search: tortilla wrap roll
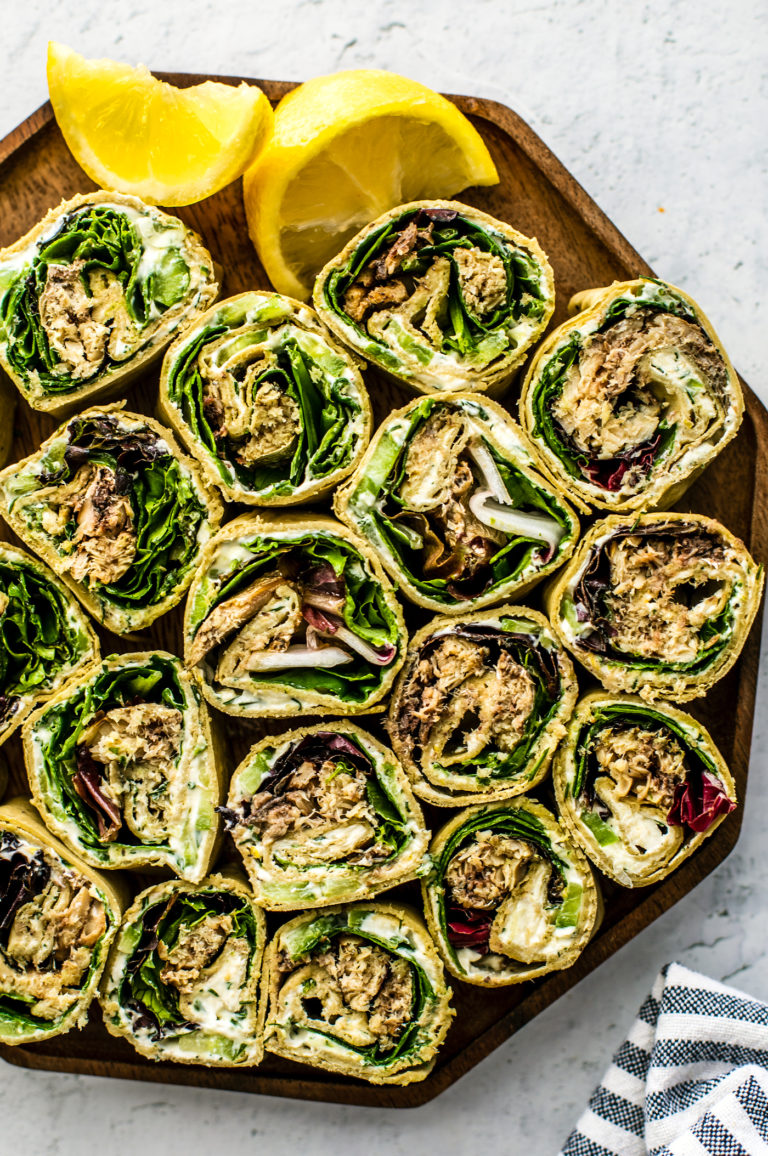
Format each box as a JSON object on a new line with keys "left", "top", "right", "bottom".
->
{"left": 0, "top": 191, "right": 218, "bottom": 416}
{"left": 158, "top": 291, "right": 372, "bottom": 506}
{"left": 314, "top": 200, "right": 554, "bottom": 396}
{"left": 0, "top": 405, "right": 224, "bottom": 634}
{"left": 222, "top": 722, "right": 429, "bottom": 911}
{"left": 100, "top": 873, "right": 265, "bottom": 1067}
{"left": 388, "top": 606, "right": 578, "bottom": 807}
{"left": 184, "top": 511, "right": 406, "bottom": 718}
{"left": 261, "top": 901, "right": 453, "bottom": 1085}
{"left": 545, "top": 512, "right": 764, "bottom": 702}
{"left": 23, "top": 651, "right": 223, "bottom": 882}
{"left": 519, "top": 278, "right": 743, "bottom": 513}
{"left": 0, "top": 797, "right": 123, "bottom": 1045}
{"left": 334, "top": 393, "right": 579, "bottom": 613}
{"left": 0, "top": 377, "right": 15, "bottom": 470}
{"left": 553, "top": 691, "right": 737, "bottom": 887}
{"left": 0, "top": 542, "right": 98, "bottom": 750}
{"left": 423, "top": 798, "right": 601, "bottom": 987}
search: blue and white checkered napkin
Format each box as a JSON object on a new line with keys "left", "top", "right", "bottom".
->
{"left": 560, "top": 961, "right": 768, "bottom": 1156}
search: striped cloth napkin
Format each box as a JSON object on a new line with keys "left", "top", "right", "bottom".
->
{"left": 560, "top": 961, "right": 768, "bottom": 1155}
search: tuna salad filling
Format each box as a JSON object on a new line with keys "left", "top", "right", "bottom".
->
{"left": 274, "top": 912, "right": 441, "bottom": 1066}
{"left": 569, "top": 704, "right": 736, "bottom": 866}
{"left": 187, "top": 533, "right": 400, "bottom": 705}
{"left": 278, "top": 932, "right": 414, "bottom": 1053}
{"left": 572, "top": 523, "right": 743, "bottom": 672}
{"left": 0, "top": 831, "right": 107, "bottom": 1023}
{"left": 223, "top": 732, "right": 411, "bottom": 873}
{"left": 395, "top": 620, "right": 563, "bottom": 787}
{"left": 321, "top": 206, "right": 549, "bottom": 373}
{"left": 117, "top": 889, "right": 260, "bottom": 1044}
{"left": 74, "top": 702, "right": 183, "bottom": 845}
{"left": 531, "top": 282, "right": 730, "bottom": 494}
{"left": 343, "top": 397, "right": 573, "bottom": 605}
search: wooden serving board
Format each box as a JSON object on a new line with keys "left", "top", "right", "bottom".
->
{"left": 0, "top": 77, "right": 765, "bottom": 1108}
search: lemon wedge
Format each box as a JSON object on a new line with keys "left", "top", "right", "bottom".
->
{"left": 243, "top": 69, "right": 499, "bottom": 299}
{"left": 47, "top": 42, "right": 273, "bottom": 206}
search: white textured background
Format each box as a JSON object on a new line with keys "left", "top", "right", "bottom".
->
{"left": 1, "top": 2, "right": 767, "bottom": 1153}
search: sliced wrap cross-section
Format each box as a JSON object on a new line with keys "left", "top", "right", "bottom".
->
{"left": 159, "top": 292, "right": 371, "bottom": 505}
{"left": 423, "top": 799, "right": 601, "bottom": 986}
{"left": 260, "top": 902, "right": 453, "bottom": 1085}
{"left": 553, "top": 692, "right": 737, "bottom": 887}
{"left": 314, "top": 200, "right": 554, "bottom": 396}
{"left": 23, "top": 652, "right": 223, "bottom": 882}
{"left": 0, "top": 406, "right": 223, "bottom": 633}
{"left": 545, "top": 512, "right": 764, "bottom": 702}
{"left": 0, "top": 192, "right": 218, "bottom": 415}
{"left": 388, "top": 606, "right": 578, "bottom": 806}
{"left": 223, "top": 723, "right": 429, "bottom": 910}
{"left": 0, "top": 798, "right": 123, "bottom": 1046}
{"left": 519, "top": 279, "right": 743, "bottom": 512}
{"left": 100, "top": 874, "right": 265, "bottom": 1067}
{"left": 334, "top": 393, "right": 579, "bottom": 613}
{"left": 184, "top": 512, "right": 406, "bottom": 717}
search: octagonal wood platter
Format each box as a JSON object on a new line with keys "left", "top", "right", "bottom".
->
{"left": 0, "top": 76, "right": 765, "bottom": 1107}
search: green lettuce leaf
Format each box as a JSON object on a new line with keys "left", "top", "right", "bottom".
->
{"left": 0, "top": 556, "right": 89, "bottom": 727}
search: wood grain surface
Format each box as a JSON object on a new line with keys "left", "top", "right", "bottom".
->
{"left": 0, "top": 75, "right": 765, "bottom": 1107}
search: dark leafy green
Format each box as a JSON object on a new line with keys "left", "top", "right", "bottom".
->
{"left": 0, "top": 557, "right": 88, "bottom": 727}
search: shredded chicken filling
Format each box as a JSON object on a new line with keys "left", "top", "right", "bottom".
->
{"left": 0, "top": 838, "right": 107, "bottom": 1020}
{"left": 397, "top": 635, "right": 537, "bottom": 774}
{"left": 278, "top": 933, "right": 414, "bottom": 1051}
{"left": 236, "top": 757, "right": 390, "bottom": 868}
{"left": 78, "top": 703, "right": 183, "bottom": 842}
{"left": 603, "top": 534, "right": 734, "bottom": 663}
{"left": 38, "top": 260, "right": 144, "bottom": 382}
{"left": 551, "top": 310, "right": 726, "bottom": 479}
